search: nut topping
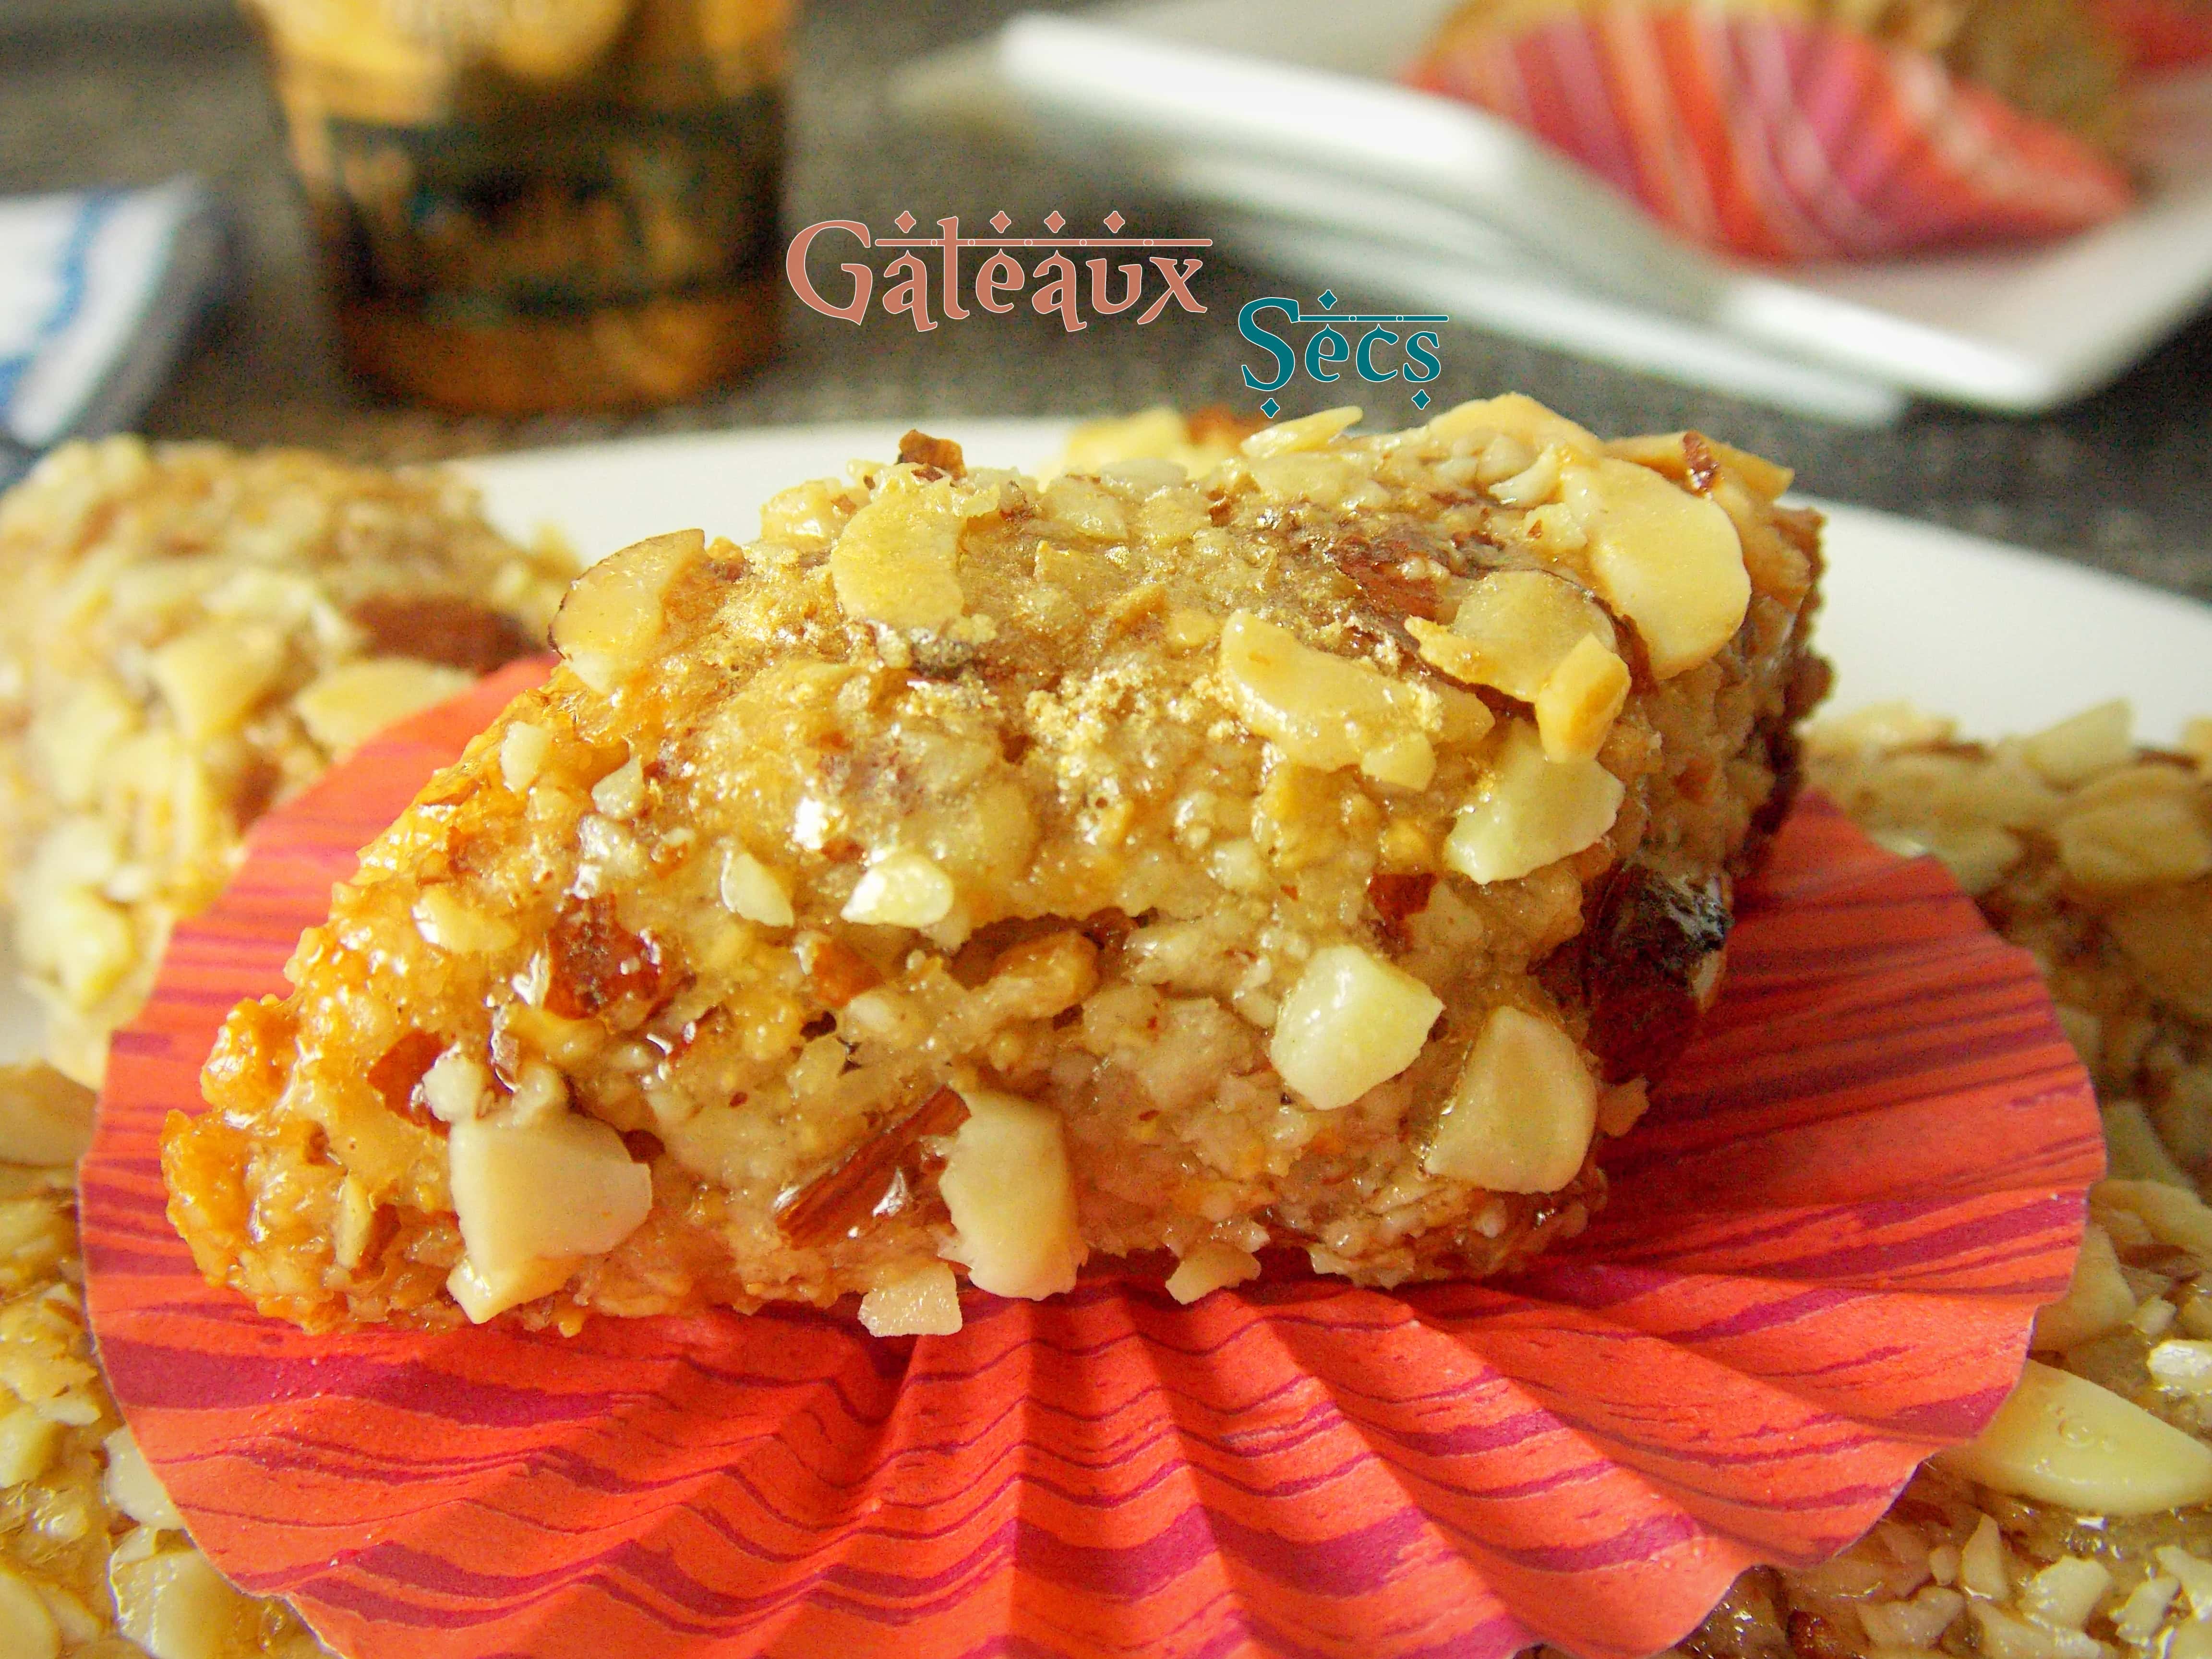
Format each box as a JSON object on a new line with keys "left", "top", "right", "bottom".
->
{"left": 1270, "top": 944, "right": 1445, "bottom": 1111}
{"left": 1562, "top": 456, "right": 1749, "bottom": 678}
{"left": 1424, "top": 1005, "right": 1598, "bottom": 1192}
{"left": 938, "top": 1087, "right": 1086, "bottom": 1299}
{"left": 1444, "top": 719, "right": 1624, "bottom": 885}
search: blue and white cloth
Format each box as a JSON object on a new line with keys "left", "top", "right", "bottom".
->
{"left": 0, "top": 178, "right": 229, "bottom": 489}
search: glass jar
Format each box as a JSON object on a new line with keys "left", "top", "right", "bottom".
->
{"left": 248, "top": 0, "right": 788, "bottom": 414}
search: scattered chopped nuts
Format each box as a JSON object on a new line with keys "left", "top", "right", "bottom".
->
{"left": 1533, "top": 634, "right": 1632, "bottom": 762}
{"left": 842, "top": 850, "right": 957, "bottom": 928}
{"left": 1166, "top": 1242, "right": 1263, "bottom": 1304}
{"left": 857, "top": 1260, "right": 964, "bottom": 1337}
{"left": 720, "top": 850, "right": 795, "bottom": 927}
{"left": 446, "top": 1112, "right": 652, "bottom": 1320}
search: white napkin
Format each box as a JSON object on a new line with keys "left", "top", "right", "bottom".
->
{"left": 0, "top": 178, "right": 229, "bottom": 488}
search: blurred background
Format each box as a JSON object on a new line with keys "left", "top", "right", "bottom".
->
{"left": 2, "top": 0, "right": 2208, "bottom": 599}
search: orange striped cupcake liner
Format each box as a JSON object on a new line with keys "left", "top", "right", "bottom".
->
{"left": 82, "top": 663, "right": 2103, "bottom": 1659}
{"left": 1408, "top": 8, "right": 2137, "bottom": 262}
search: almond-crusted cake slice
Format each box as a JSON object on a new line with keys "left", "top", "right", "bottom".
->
{"left": 163, "top": 400, "right": 1827, "bottom": 1336}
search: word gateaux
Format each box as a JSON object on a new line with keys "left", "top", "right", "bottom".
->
{"left": 785, "top": 211, "right": 1209, "bottom": 333}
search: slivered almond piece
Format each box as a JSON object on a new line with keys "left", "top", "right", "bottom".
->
{"left": 295, "top": 658, "right": 473, "bottom": 756}
{"left": 553, "top": 529, "right": 704, "bottom": 694}
{"left": 1936, "top": 1359, "right": 2212, "bottom": 1513}
{"left": 148, "top": 623, "right": 286, "bottom": 743}
{"left": 1166, "top": 1242, "right": 1263, "bottom": 1304}
{"left": 1426, "top": 393, "right": 1599, "bottom": 455}
{"left": 938, "top": 1087, "right": 1085, "bottom": 1299}
{"left": 1562, "top": 456, "right": 1748, "bottom": 678}
{"left": 1425, "top": 1006, "right": 1598, "bottom": 1192}
{"left": 1241, "top": 405, "right": 1362, "bottom": 457}
{"left": 1217, "top": 610, "right": 1431, "bottom": 781}
{"left": 1444, "top": 719, "right": 1623, "bottom": 884}
{"left": 0, "top": 1064, "right": 95, "bottom": 1166}
{"left": 842, "top": 850, "right": 956, "bottom": 928}
{"left": 2021, "top": 699, "right": 2133, "bottom": 786}
{"left": 2032, "top": 1223, "right": 2136, "bottom": 1350}
{"left": 1270, "top": 944, "right": 1443, "bottom": 1111}
{"left": 720, "top": 850, "right": 795, "bottom": 927}
{"left": 0, "top": 1567, "right": 57, "bottom": 1659}
{"left": 830, "top": 483, "right": 965, "bottom": 629}
{"left": 446, "top": 1111, "right": 652, "bottom": 1320}
{"left": 110, "top": 1542, "right": 264, "bottom": 1659}
{"left": 1533, "top": 634, "right": 1630, "bottom": 762}
{"left": 858, "top": 1260, "right": 964, "bottom": 1336}
{"left": 1410, "top": 569, "right": 1615, "bottom": 702}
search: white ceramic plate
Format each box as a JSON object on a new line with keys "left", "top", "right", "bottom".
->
{"left": 468, "top": 419, "right": 2212, "bottom": 742}
{"left": 898, "top": 0, "right": 2212, "bottom": 421}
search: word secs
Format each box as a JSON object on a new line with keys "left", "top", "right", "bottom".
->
{"left": 786, "top": 213, "right": 1209, "bottom": 333}
{"left": 1238, "top": 293, "right": 1445, "bottom": 414}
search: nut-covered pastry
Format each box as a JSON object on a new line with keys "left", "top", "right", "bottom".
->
{"left": 163, "top": 401, "right": 1827, "bottom": 1335}
{"left": 0, "top": 439, "right": 575, "bottom": 1086}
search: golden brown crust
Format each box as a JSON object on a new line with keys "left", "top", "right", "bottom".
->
{"left": 164, "top": 401, "right": 1824, "bottom": 1332}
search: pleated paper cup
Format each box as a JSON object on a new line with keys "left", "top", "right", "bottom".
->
{"left": 1407, "top": 7, "right": 2136, "bottom": 261}
{"left": 83, "top": 662, "right": 2104, "bottom": 1659}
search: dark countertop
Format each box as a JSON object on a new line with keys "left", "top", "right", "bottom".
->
{"left": 5, "top": 0, "right": 2210, "bottom": 601}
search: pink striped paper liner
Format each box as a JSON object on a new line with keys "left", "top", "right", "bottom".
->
{"left": 83, "top": 663, "right": 2103, "bottom": 1659}
{"left": 1409, "top": 8, "right": 2134, "bottom": 261}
